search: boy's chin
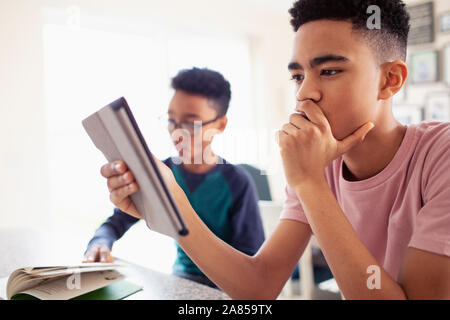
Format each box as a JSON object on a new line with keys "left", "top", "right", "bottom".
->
{"left": 332, "top": 122, "right": 368, "bottom": 141}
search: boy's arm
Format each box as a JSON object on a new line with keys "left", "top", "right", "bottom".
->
{"left": 166, "top": 177, "right": 312, "bottom": 299}
{"left": 294, "top": 179, "right": 408, "bottom": 299}
{"left": 398, "top": 133, "right": 450, "bottom": 299}
{"left": 102, "top": 160, "right": 312, "bottom": 299}
{"left": 86, "top": 208, "right": 140, "bottom": 251}
{"left": 293, "top": 179, "right": 450, "bottom": 299}
{"left": 177, "top": 198, "right": 312, "bottom": 299}
{"left": 399, "top": 247, "right": 450, "bottom": 299}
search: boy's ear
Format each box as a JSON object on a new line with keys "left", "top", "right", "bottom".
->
{"left": 216, "top": 116, "right": 228, "bottom": 133}
{"left": 378, "top": 60, "right": 408, "bottom": 100}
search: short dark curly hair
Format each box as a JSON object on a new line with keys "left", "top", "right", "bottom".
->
{"left": 289, "top": 0, "right": 410, "bottom": 63}
{"left": 171, "top": 67, "right": 231, "bottom": 117}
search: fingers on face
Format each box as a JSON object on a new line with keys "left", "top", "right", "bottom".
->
{"left": 277, "top": 127, "right": 299, "bottom": 150}
{"left": 282, "top": 123, "right": 302, "bottom": 137}
{"left": 296, "top": 100, "right": 329, "bottom": 130}
{"left": 287, "top": 109, "right": 327, "bottom": 139}
{"left": 288, "top": 113, "right": 311, "bottom": 130}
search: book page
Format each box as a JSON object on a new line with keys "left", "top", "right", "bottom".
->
{"left": 23, "top": 262, "right": 124, "bottom": 275}
{"left": 33, "top": 265, "right": 124, "bottom": 277}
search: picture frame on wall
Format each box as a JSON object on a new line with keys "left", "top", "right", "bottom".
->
{"left": 425, "top": 92, "right": 450, "bottom": 122}
{"left": 408, "top": 2, "right": 435, "bottom": 45}
{"left": 392, "top": 105, "right": 423, "bottom": 125}
{"left": 443, "top": 44, "right": 450, "bottom": 86}
{"left": 439, "top": 11, "right": 450, "bottom": 33}
{"left": 409, "top": 50, "right": 439, "bottom": 84}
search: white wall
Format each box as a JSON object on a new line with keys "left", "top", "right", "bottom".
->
{"left": 0, "top": 0, "right": 49, "bottom": 230}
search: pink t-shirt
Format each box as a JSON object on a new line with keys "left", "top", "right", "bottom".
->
{"left": 280, "top": 121, "right": 450, "bottom": 280}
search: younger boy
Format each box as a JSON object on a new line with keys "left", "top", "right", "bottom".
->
{"left": 85, "top": 68, "right": 265, "bottom": 289}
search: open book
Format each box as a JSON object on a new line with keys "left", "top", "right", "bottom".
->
{"left": 6, "top": 263, "right": 142, "bottom": 300}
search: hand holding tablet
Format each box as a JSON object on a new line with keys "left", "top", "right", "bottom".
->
{"left": 99, "top": 160, "right": 142, "bottom": 219}
{"left": 82, "top": 97, "right": 188, "bottom": 240}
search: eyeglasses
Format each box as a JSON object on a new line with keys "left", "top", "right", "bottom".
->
{"left": 166, "top": 116, "right": 222, "bottom": 133}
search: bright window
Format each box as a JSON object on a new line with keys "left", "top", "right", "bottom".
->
{"left": 43, "top": 12, "right": 254, "bottom": 272}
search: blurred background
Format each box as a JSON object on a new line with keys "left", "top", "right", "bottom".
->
{"left": 1, "top": 0, "right": 449, "bottom": 280}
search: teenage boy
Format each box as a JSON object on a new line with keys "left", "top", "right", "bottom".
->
{"left": 99, "top": 0, "right": 449, "bottom": 299}
{"left": 84, "top": 68, "right": 265, "bottom": 289}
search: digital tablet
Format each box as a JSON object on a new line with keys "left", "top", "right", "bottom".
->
{"left": 82, "top": 97, "right": 188, "bottom": 239}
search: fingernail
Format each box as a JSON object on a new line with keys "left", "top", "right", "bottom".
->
{"left": 115, "top": 163, "right": 121, "bottom": 171}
